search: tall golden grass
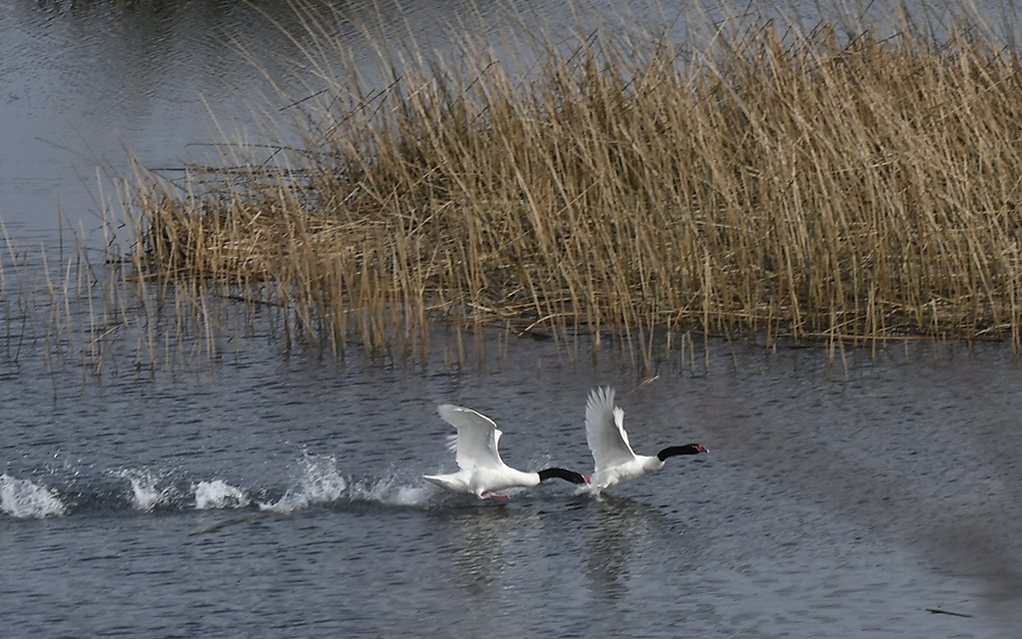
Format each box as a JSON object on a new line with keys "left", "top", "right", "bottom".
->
{"left": 121, "top": 2, "right": 1022, "bottom": 366}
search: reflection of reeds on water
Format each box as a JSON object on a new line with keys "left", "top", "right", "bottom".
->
{"left": 11, "top": 2, "right": 1022, "bottom": 374}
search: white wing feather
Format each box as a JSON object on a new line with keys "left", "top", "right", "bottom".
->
{"left": 437, "top": 404, "right": 505, "bottom": 470}
{"left": 585, "top": 387, "right": 638, "bottom": 472}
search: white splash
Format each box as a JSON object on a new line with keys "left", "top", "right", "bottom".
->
{"left": 257, "top": 454, "right": 434, "bottom": 512}
{"left": 115, "top": 469, "right": 176, "bottom": 511}
{"left": 390, "top": 485, "right": 434, "bottom": 506}
{"left": 259, "top": 455, "right": 348, "bottom": 513}
{"left": 348, "top": 475, "right": 433, "bottom": 507}
{"left": 0, "top": 473, "right": 67, "bottom": 518}
{"left": 193, "top": 480, "right": 250, "bottom": 510}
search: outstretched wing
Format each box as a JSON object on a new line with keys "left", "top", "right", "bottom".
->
{"left": 437, "top": 404, "right": 505, "bottom": 470}
{"left": 585, "top": 387, "right": 637, "bottom": 473}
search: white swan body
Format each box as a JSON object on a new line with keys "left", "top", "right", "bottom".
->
{"left": 424, "top": 404, "right": 587, "bottom": 500}
{"left": 583, "top": 386, "right": 707, "bottom": 495}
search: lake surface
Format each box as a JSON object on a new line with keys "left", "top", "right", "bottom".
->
{"left": 3, "top": 334, "right": 1022, "bottom": 637}
{"left": 3, "top": 0, "right": 1022, "bottom": 636}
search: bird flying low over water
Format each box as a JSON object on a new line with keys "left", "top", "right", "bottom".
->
{"left": 423, "top": 403, "right": 589, "bottom": 501}
{"left": 582, "top": 386, "right": 707, "bottom": 495}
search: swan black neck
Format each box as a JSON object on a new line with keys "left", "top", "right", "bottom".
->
{"left": 656, "top": 444, "right": 708, "bottom": 461}
{"left": 538, "top": 467, "right": 588, "bottom": 484}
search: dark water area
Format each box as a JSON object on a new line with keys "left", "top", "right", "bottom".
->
{"left": 2, "top": 333, "right": 1022, "bottom": 637}
{"left": 3, "top": 0, "right": 1022, "bottom": 636}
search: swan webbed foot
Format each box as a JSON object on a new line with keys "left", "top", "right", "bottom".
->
{"left": 479, "top": 493, "right": 510, "bottom": 502}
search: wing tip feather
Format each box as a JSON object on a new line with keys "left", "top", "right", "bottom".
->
{"left": 586, "top": 386, "right": 617, "bottom": 420}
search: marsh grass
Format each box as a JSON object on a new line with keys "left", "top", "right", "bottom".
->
{"left": 35, "top": 0, "right": 1022, "bottom": 372}
{"left": 0, "top": 176, "right": 271, "bottom": 382}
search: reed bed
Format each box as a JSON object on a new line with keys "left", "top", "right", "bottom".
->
{"left": 121, "top": 3, "right": 1022, "bottom": 365}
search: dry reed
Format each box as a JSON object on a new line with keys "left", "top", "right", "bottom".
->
{"left": 1, "top": 185, "right": 250, "bottom": 382}
{"left": 116, "top": 2, "right": 1022, "bottom": 365}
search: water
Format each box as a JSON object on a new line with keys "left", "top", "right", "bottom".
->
{"left": 0, "top": 0, "right": 572, "bottom": 238}
{"left": 1, "top": 335, "right": 1020, "bottom": 637}
{"left": 3, "top": 0, "right": 1022, "bottom": 636}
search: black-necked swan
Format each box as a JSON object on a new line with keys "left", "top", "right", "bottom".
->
{"left": 423, "top": 403, "right": 589, "bottom": 500}
{"left": 583, "top": 386, "right": 707, "bottom": 495}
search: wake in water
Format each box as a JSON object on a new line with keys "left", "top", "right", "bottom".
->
{"left": 113, "top": 468, "right": 184, "bottom": 512}
{"left": 0, "top": 453, "right": 433, "bottom": 520}
{"left": 258, "top": 453, "right": 432, "bottom": 512}
{"left": 194, "top": 479, "right": 251, "bottom": 510}
{"left": 0, "top": 473, "right": 67, "bottom": 519}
